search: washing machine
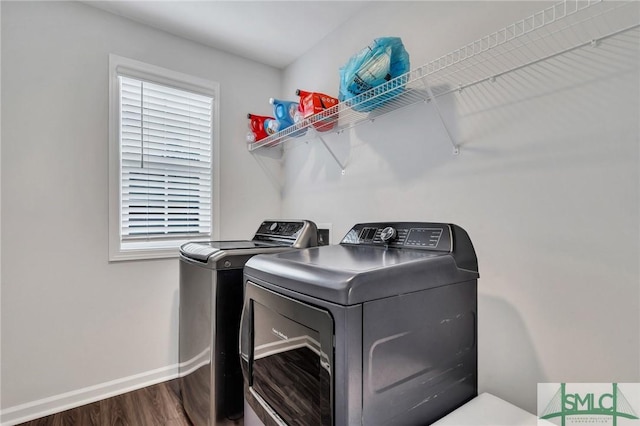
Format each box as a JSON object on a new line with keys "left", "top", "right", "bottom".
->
{"left": 240, "top": 222, "right": 479, "bottom": 426}
{"left": 179, "top": 220, "right": 319, "bottom": 426}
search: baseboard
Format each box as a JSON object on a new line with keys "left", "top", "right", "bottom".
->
{"left": 0, "top": 363, "right": 179, "bottom": 426}
{"left": 177, "top": 347, "right": 210, "bottom": 378}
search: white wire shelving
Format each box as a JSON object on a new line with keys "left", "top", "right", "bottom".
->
{"left": 247, "top": 0, "right": 640, "bottom": 170}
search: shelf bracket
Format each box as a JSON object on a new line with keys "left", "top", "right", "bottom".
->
{"left": 422, "top": 81, "right": 460, "bottom": 155}
{"left": 250, "top": 146, "right": 284, "bottom": 193}
{"left": 318, "top": 135, "right": 347, "bottom": 174}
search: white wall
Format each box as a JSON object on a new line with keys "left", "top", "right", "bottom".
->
{"left": 0, "top": 0, "right": 3, "bottom": 413}
{"left": 282, "top": 1, "right": 640, "bottom": 414}
{"left": 0, "top": 1, "right": 281, "bottom": 423}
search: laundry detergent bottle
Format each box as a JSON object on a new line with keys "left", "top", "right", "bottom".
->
{"left": 295, "top": 89, "right": 339, "bottom": 131}
{"left": 269, "top": 98, "right": 298, "bottom": 130}
{"left": 246, "top": 113, "right": 273, "bottom": 142}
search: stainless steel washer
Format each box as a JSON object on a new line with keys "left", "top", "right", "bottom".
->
{"left": 179, "top": 220, "right": 318, "bottom": 426}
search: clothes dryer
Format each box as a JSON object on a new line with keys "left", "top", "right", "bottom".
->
{"left": 240, "top": 222, "right": 478, "bottom": 426}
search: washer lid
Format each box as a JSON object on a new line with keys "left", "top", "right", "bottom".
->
{"left": 179, "top": 219, "right": 319, "bottom": 263}
{"left": 180, "top": 240, "right": 282, "bottom": 262}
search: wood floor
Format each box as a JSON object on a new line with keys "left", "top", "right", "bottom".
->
{"left": 18, "top": 379, "right": 192, "bottom": 426}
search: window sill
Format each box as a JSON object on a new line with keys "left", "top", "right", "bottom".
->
{"left": 109, "top": 239, "right": 207, "bottom": 262}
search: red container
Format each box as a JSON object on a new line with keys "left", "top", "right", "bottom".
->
{"left": 247, "top": 113, "right": 274, "bottom": 142}
{"left": 295, "top": 89, "right": 339, "bottom": 132}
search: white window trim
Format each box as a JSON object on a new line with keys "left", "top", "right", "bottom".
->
{"left": 108, "top": 54, "right": 220, "bottom": 261}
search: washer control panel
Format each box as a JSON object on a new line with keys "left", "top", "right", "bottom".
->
{"left": 254, "top": 221, "right": 305, "bottom": 239}
{"left": 341, "top": 222, "right": 453, "bottom": 252}
{"left": 252, "top": 220, "right": 318, "bottom": 248}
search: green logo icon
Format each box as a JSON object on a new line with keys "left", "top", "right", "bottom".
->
{"left": 540, "top": 383, "right": 639, "bottom": 426}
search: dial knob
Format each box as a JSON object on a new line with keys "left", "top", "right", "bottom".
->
{"left": 269, "top": 222, "right": 278, "bottom": 232}
{"left": 380, "top": 226, "right": 397, "bottom": 243}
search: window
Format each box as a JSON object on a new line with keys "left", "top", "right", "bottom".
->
{"left": 109, "top": 55, "right": 219, "bottom": 261}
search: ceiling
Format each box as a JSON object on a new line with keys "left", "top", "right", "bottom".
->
{"left": 85, "top": 1, "right": 368, "bottom": 69}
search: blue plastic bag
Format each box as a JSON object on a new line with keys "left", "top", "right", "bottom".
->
{"left": 339, "top": 37, "right": 410, "bottom": 112}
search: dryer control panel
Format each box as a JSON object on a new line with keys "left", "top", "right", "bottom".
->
{"left": 340, "top": 222, "right": 453, "bottom": 252}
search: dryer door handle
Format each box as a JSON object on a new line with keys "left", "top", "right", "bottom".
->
{"left": 239, "top": 296, "right": 252, "bottom": 385}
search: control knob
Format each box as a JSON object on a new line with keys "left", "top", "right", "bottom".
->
{"left": 380, "top": 226, "right": 397, "bottom": 243}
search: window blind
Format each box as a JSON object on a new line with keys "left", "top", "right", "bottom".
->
{"left": 119, "top": 75, "right": 213, "bottom": 241}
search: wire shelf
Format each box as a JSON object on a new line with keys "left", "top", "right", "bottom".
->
{"left": 247, "top": 0, "right": 640, "bottom": 152}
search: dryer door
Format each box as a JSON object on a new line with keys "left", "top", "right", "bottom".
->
{"left": 240, "top": 281, "right": 334, "bottom": 426}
